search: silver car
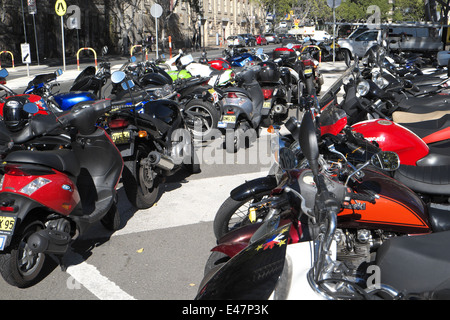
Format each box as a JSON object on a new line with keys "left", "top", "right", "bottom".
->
{"left": 264, "top": 33, "right": 279, "bottom": 44}
{"left": 227, "top": 35, "right": 246, "bottom": 47}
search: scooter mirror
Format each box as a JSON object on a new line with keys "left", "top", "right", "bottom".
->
{"left": 0, "top": 68, "right": 8, "bottom": 78}
{"left": 111, "top": 71, "right": 126, "bottom": 84}
{"left": 23, "top": 102, "right": 39, "bottom": 114}
{"left": 371, "top": 151, "right": 400, "bottom": 171}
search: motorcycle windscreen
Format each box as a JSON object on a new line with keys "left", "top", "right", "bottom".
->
{"left": 195, "top": 223, "right": 290, "bottom": 300}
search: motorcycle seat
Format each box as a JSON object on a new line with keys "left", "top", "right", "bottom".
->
{"left": 397, "top": 94, "right": 450, "bottom": 113}
{"left": 397, "top": 114, "right": 450, "bottom": 143}
{"left": 376, "top": 230, "right": 450, "bottom": 294}
{"left": 4, "top": 149, "right": 80, "bottom": 177}
{"left": 392, "top": 110, "right": 450, "bottom": 124}
{"left": 393, "top": 164, "right": 450, "bottom": 195}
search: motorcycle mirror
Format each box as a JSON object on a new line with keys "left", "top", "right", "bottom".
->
{"left": 0, "top": 68, "right": 8, "bottom": 78}
{"left": 299, "top": 110, "right": 320, "bottom": 176}
{"left": 371, "top": 151, "right": 400, "bottom": 171}
{"left": 23, "top": 102, "right": 39, "bottom": 114}
{"left": 111, "top": 71, "right": 126, "bottom": 84}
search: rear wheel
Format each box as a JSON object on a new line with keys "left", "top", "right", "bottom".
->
{"left": 185, "top": 99, "right": 219, "bottom": 141}
{"left": 0, "top": 219, "right": 46, "bottom": 288}
{"left": 122, "top": 144, "right": 160, "bottom": 209}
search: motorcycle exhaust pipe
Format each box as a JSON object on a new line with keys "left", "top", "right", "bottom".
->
{"left": 148, "top": 151, "right": 175, "bottom": 171}
{"left": 27, "top": 229, "right": 71, "bottom": 255}
{"left": 274, "top": 104, "right": 287, "bottom": 114}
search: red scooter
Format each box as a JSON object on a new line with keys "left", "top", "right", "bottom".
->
{"left": 0, "top": 97, "right": 124, "bottom": 288}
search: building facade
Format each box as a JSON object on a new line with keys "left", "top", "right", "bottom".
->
{"left": 172, "top": 0, "right": 265, "bottom": 47}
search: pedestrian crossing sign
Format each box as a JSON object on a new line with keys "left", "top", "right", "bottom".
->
{"left": 55, "top": 0, "right": 67, "bottom": 16}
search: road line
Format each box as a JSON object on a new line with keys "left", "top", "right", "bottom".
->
{"left": 64, "top": 251, "right": 136, "bottom": 300}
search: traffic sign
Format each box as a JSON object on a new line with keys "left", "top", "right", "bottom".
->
{"left": 327, "top": 0, "right": 341, "bottom": 8}
{"left": 55, "top": 0, "right": 67, "bottom": 16}
{"left": 21, "top": 43, "right": 31, "bottom": 64}
{"left": 150, "top": 4, "right": 163, "bottom": 18}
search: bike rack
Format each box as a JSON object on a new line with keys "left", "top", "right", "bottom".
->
{"left": 0, "top": 51, "right": 14, "bottom": 69}
{"left": 130, "top": 45, "right": 149, "bottom": 61}
{"left": 76, "top": 47, "right": 97, "bottom": 71}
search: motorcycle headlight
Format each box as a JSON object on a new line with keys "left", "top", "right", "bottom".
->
{"left": 356, "top": 80, "right": 370, "bottom": 97}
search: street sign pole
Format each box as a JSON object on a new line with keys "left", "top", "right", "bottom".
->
{"left": 327, "top": 0, "right": 341, "bottom": 63}
{"left": 150, "top": 4, "right": 163, "bottom": 60}
{"left": 55, "top": 0, "right": 67, "bottom": 70}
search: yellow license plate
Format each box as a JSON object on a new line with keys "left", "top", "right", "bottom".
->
{"left": 263, "top": 101, "right": 271, "bottom": 109}
{"left": 304, "top": 68, "right": 313, "bottom": 74}
{"left": 0, "top": 216, "right": 15, "bottom": 232}
{"left": 222, "top": 115, "right": 236, "bottom": 123}
{"left": 111, "top": 131, "right": 131, "bottom": 145}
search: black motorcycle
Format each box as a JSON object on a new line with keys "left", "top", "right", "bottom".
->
{"left": 104, "top": 71, "right": 200, "bottom": 209}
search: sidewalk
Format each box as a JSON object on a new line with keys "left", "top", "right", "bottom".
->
{"left": 2, "top": 52, "right": 348, "bottom": 91}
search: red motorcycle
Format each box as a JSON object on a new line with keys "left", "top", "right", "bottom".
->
{"left": 0, "top": 97, "right": 125, "bottom": 288}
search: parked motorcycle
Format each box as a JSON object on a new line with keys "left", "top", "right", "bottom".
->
{"left": 103, "top": 71, "right": 200, "bottom": 209}
{"left": 222, "top": 47, "right": 268, "bottom": 68}
{"left": 218, "top": 65, "right": 264, "bottom": 153}
{"left": 0, "top": 96, "right": 127, "bottom": 288}
{"left": 197, "top": 109, "right": 450, "bottom": 300}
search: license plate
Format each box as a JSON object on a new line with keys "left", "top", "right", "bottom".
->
{"left": 263, "top": 101, "right": 271, "bottom": 109}
{"left": 222, "top": 115, "right": 236, "bottom": 123}
{"left": 304, "top": 68, "right": 313, "bottom": 74}
{"left": 111, "top": 131, "right": 131, "bottom": 145}
{"left": 0, "top": 216, "right": 15, "bottom": 232}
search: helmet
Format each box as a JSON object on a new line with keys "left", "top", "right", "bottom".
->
{"left": 3, "top": 96, "right": 29, "bottom": 132}
{"left": 256, "top": 61, "right": 281, "bottom": 84}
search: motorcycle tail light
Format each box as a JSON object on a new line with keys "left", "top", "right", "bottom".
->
{"left": 109, "top": 118, "right": 129, "bottom": 129}
{"left": 262, "top": 89, "right": 274, "bottom": 99}
{"left": 227, "top": 92, "right": 238, "bottom": 99}
{"left": 3, "top": 165, "right": 28, "bottom": 176}
{"left": 0, "top": 80, "right": 6, "bottom": 85}
{"left": 303, "top": 59, "right": 314, "bottom": 67}
{"left": 19, "top": 177, "right": 51, "bottom": 196}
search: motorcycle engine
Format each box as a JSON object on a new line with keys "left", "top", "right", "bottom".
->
{"left": 334, "top": 228, "right": 397, "bottom": 274}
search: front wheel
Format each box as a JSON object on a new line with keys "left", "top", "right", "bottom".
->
{"left": 213, "top": 190, "right": 272, "bottom": 239}
{"left": 0, "top": 219, "right": 46, "bottom": 288}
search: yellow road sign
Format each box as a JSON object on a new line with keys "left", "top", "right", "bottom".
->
{"left": 55, "top": 0, "right": 67, "bottom": 16}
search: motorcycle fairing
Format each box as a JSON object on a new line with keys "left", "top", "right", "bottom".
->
{"left": 195, "top": 224, "right": 290, "bottom": 300}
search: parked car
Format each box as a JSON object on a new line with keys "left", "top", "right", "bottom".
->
{"left": 227, "top": 35, "right": 246, "bottom": 47}
{"left": 264, "top": 33, "right": 279, "bottom": 44}
{"left": 311, "top": 30, "right": 331, "bottom": 42}
{"left": 238, "top": 33, "right": 256, "bottom": 46}
{"left": 256, "top": 34, "right": 268, "bottom": 46}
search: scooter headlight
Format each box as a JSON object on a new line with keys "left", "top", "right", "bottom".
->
{"left": 356, "top": 80, "right": 370, "bottom": 97}
{"left": 19, "top": 177, "right": 51, "bottom": 196}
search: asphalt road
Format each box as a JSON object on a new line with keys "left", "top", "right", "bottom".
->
{"left": 0, "top": 45, "right": 348, "bottom": 302}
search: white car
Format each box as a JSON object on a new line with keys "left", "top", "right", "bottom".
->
{"left": 227, "top": 35, "right": 245, "bottom": 47}
{"left": 311, "top": 30, "right": 331, "bottom": 42}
